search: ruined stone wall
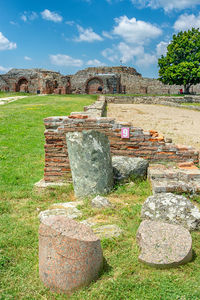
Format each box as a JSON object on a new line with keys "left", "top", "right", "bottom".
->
{"left": 120, "top": 74, "right": 200, "bottom": 95}
{"left": 0, "top": 69, "right": 70, "bottom": 94}
{"left": 105, "top": 95, "right": 200, "bottom": 105}
{"left": 70, "top": 73, "right": 120, "bottom": 94}
{"left": 43, "top": 96, "right": 199, "bottom": 183}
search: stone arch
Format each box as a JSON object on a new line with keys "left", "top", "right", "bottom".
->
{"left": 16, "top": 77, "right": 29, "bottom": 92}
{"left": 85, "top": 77, "right": 104, "bottom": 94}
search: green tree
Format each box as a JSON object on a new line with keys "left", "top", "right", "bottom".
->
{"left": 158, "top": 28, "right": 200, "bottom": 94}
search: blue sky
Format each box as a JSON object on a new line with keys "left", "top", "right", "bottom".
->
{"left": 0, "top": 0, "right": 200, "bottom": 78}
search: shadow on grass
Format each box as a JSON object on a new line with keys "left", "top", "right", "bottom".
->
{"left": 100, "top": 257, "right": 112, "bottom": 276}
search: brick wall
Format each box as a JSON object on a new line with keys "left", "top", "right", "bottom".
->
{"left": 43, "top": 96, "right": 199, "bottom": 183}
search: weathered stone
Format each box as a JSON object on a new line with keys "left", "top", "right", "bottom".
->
{"left": 51, "top": 201, "right": 83, "bottom": 209}
{"left": 136, "top": 220, "right": 193, "bottom": 268}
{"left": 66, "top": 130, "right": 113, "bottom": 197}
{"left": 38, "top": 207, "right": 82, "bottom": 222}
{"left": 92, "top": 225, "right": 123, "bottom": 239}
{"left": 141, "top": 193, "right": 200, "bottom": 231}
{"left": 112, "top": 156, "right": 149, "bottom": 182}
{"left": 39, "top": 216, "right": 103, "bottom": 293}
{"left": 91, "top": 195, "right": 112, "bottom": 208}
{"left": 148, "top": 165, "right": 200, "bottom": 195}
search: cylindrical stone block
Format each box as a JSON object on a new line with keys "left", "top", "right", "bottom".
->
{"left": 39, "top": 216, "right": 103, "bottom": 294}
{"left": 66, "top": 130, "right": 113, "bottom": 197}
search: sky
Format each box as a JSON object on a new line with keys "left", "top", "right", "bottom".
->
{"left": 0, "top": 0, "right": 200, "bottom": 78}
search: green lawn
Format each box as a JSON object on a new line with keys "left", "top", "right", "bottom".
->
{"left": 1, "top": 94, "right": 200, "bottom": 299}
{"left": 181, "top": 102, "right": 200, "bottom": 106}
{"left": 0, "top": 91, "right": 34, "bottom": 98}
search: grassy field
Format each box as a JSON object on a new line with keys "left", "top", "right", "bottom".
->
{"left": 0, "top": 91, "right": 34, "bottom": 98}
{"left": 1, "top": 94, "right": 200, "bottom": 299}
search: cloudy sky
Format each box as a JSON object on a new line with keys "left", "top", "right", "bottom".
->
{"left": 0, "top": 0, "right": 200, "bottom": 78}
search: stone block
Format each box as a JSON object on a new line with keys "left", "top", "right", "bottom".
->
{"left": 136, "top": 220, "right": 192, "bottom": 268}
{"left": 39, "top": 216, "right": 103, "bottom": 294}
{"left": 141, "top": 193, "right": 200, "bottom": 231}
{"left": 66, "top": 130, "right": 113, "bottom": 197}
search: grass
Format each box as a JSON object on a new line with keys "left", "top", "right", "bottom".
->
{"left": 181, "top": 102, "right": 200, "bottom": 106}
{"left": 0, "top": 91, "right": 34, "bottom": 98}
{"left": 1, "top": 93, "right": 200, "bottom": 299}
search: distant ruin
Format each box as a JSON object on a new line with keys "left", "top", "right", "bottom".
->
{"left": 1, "top": 66, "right": 200, "bottom": 95}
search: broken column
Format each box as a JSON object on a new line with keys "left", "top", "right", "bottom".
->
{"left": 66, "top": 130, "right": 113, "bottom": 197}
{"left": 39, "top": 216, "right": 103, "bottom": 294}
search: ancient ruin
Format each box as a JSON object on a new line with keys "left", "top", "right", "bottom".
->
{"left": 2, "top": 65, "right": 200, "bottom": 95}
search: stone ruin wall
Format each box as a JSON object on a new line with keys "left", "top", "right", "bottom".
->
{"left": 43, "top": 96, "right": 199, "bottom": 183}
{"left": 0, "top": 69, "right": 71, "bottom": 94}
{"left": 1, "top": 66, "right": 200, "bottom": 95}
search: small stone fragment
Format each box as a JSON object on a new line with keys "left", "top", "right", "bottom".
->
{"left": 91, "top": 195, "right": 113, "bottom": 208}
{"left": 38, "top": 207, "right": 82, "bottom": 223}
{"left": 112, "top": 156, "right": 149, "bottom": 183}
{"left": 93, "top": 224, "right": 123, "bottom": 239}
{"left": 39, "top": 216, "right": 103, "bottom": 293}
{"left": 136, "top": 220, "right": 192, "bottom": 268}
{"left": 141, "top": 193, "right": 200, "bottom": 231}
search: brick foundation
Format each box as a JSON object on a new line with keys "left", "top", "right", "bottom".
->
{"left": 43, "top": 96, "right": 199, "bottom": 183}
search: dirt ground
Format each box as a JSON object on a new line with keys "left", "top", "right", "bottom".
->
{"left": 107, "top": 103, "right": 200, "bottom": 152}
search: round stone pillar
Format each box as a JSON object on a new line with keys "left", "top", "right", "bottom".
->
{"left": 66, "top": 130, "right": 113, "bottom": 197}
{"left": 39, "top": 216, "right": 103, "bottom": 294}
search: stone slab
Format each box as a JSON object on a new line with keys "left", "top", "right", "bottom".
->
{"left": 141, "top": 193, "right": 200, "bottom": 231}
{"left": 136, "top": 220, "right": 192, "bottom": 268}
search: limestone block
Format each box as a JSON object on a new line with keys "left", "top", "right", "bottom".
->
{"left": 66, "top": 130, "right": 113, "bottom": 197}
{"left": 141, "top": 193, "right": 200, "bottom": 231}
{"left": 39, "top": 216, "right": 103, "bottom": 294}
{"left": 93, "top": 224, "right": 123, "bottom": 239}
{"left": 136, "top": 220, "right": 192, "bottom": 268}
{"left": 91, "top": 195, "right": 112, "bottom": 208}
{"left": 112, "top": 156, "right": 149, "bottom": 183}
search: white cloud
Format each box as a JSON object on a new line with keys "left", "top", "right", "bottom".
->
{"left": 102, "top": 41, "right": 157, "bottom": 68}
{"left": 102, "top": 48, "right": 119, "bottom": 62}
{"left": 102, "top": 31, "right": 114, "bottom": 39}
{"left": 65, "top": 20, "right": 75, "bottom": 26}
{"left": 10, "top": 21, "right": 18, "bottom": 26}
{"left": 0, "top": 32, "right": 17, "bottom": 51}
{"left": 118, "top": 42, "right": 144, "bottom": 63}
{"left": 75, "top": 25, "right": 103, "bottom": 42}
{"left": 41, "top": 9, "right": 63, "bottom": 23}
{"left": 136, "top": 53, "right": 157, "bottom": 67}
{"left": 21, "top": 11, "right": 38, "bottom": 22}
{"left": 21, "top": 15, "right": 27, "bottom": 22}
{"left": 50, "top": 54, "right": 83, "bottom": 67}
{"left": 131, "top": 0, "right": 200, "bottom": 12}
{"left": 0, "top": 66, "right": 12, "bottom": 73}
{"left": 156, "top": 41, "right": 168, "bottom": 56}
{"left": 174, "top": 13, "right": 200, "bottom": 31}
{"left": 24, "top": 56, "right": 32, "bottom": 61}
{"left": 113, "top": 16, "right": 162, "bottom": 45}
{"left": 87, "top": 59, "right": 103, "bottom": 66}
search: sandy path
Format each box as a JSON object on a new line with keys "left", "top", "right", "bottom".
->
{"left": 0, "top": 96, "right": 27, "bottom": 105}
{"left": 107, "top": 103, "right": 200, "bottom": 152}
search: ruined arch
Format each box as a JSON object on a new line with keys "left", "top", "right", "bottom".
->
{"left": 16, "top": 77, "right": 29, "bottom": 92}
{"left": 85, "top": 77, "right": 104, "bottom": 94}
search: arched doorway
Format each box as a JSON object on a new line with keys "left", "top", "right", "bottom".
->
{"left": 85, "top": 77, "right": 104, "bottom": 94}
{"left": 16, "top": 77, "right": 29, "bottom": 92}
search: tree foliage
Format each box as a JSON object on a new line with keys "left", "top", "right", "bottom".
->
{"left": 158, "top": 28, "right": 200, "bottom": 93}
